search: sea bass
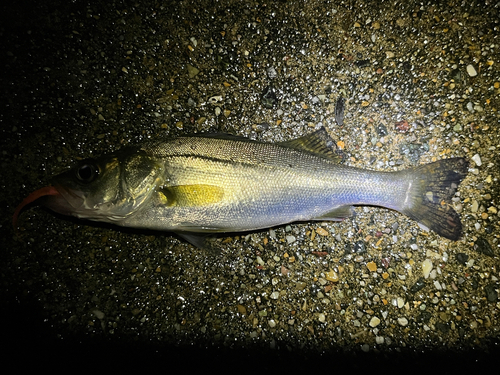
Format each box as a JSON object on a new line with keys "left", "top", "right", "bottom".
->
{"left": 13, "top": 128, "right": 469, "bottom": 244}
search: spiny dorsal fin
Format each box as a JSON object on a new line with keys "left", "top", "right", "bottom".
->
{"left": 278, "top": 127, "right": 341, "bottom": 162}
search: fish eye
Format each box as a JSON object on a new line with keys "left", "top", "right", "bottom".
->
{"left": 75, "top": 162, "right": 99, "bottom": 183}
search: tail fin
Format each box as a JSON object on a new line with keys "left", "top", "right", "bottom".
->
{"left": 400, "top": 157, "right": 469, "bottom": 240}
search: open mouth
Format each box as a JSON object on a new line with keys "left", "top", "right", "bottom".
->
{"left": 12, "top": 185, "right": 84, "bottom": 228}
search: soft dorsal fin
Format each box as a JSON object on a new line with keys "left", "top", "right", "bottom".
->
{"left": 278, "top": 127, "right": 341, "bottom": 162}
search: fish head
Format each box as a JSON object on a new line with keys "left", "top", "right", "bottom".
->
{"left": 48, "top": 155, "right": 123, "bottom": 220}
{"left": 13, "top": 154, "right": 124, "bottom": 229}
{"left": 13, "top": 150, "right": 165, "bottom": 229}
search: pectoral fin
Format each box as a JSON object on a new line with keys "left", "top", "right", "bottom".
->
{"left": 157, "top": 184, "right": 224, "bottom": 207}
{"left": 311, "top": 205, "right": 355, "bottom": 221}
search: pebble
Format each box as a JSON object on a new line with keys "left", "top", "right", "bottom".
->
{"left": 369, "top": 316, "right": 381, "bottom": 327}
{"left": 485, "top": 284, "right": 498, "bottom": 302}
{"left": 315, "top": 227, "right": 329, "bottom": 236}
{"left": 325, "top": 270, "right": 339, "bottom": 282}
{"left": 318, "top": 313, "right": 326, "bottom": 323}
{"left": 270, "top": 291, "right": 280, "bottom": 299}
{"left": 366, "top": 261, "right": 377, "bottom": 272}
{"left": 397, "top": 317, "right": 408, "bottom": 326}
{"left": 472, "top": 154, "right": 482, "bottom": 166}
{"left": 422, "top": 259, "right": 433, "bottom": 279}
{"left": 256, "top": 256, "right": 265, "bottom": 266}
{"left": 474, "top": 237, "right": 495, "bottom": 257}
{"left": 455, "top": 253, "right": 468, "bottom": 265}
{"left": 471, "top": 200, "right": 479, "bottom": 213}
{"left": 186, "top": 64, "right": 199, "bottom": 78}
{"left": 466, "top": 64, "right": 477, "bottom": 77}
{"left": 397, "top": 297, "right": 405, "bottom": 308}
{"left": 237, "top": 304, "right": 247, "bottom": 315}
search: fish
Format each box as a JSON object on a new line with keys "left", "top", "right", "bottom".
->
{"left": 13, "top": 128, "right": 469, "bottom": 246}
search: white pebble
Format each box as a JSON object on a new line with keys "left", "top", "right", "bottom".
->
{"left": 472, "top": 154, "right": 482, "bottom": 166}
{"left": 318, "top": 313, "right": 326, "bottom": 323}
{"left": 466, "top": 64, "right": 477, "bottom": 77}
{"left": 369, "top": 316, "right": 381, "bottom": 327}
{"left": 471, "top": 199, "right": 479, "bottom": 213}
{"left": 397, "top": 297, "right": 405, "bottom": 308}
{"left": 434, "top": 280, "right": 442, "bottom": 290}
{"left": 397, "top": 317, "right": 408, "bottom": 326}
{"left": 422, "top": 259, "right": 433, "bottom": 279}
{"left": 270, "top": 291, "right": 280, "bottom": 299}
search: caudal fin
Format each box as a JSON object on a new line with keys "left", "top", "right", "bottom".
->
{"left": 400, "top": 157, "right": 469, "bottom": 240}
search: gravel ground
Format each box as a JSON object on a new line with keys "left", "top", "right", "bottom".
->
{"left": 1, "top": 0, "right": 499, "bottom": 371}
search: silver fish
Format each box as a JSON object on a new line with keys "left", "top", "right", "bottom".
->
{"left": 13, "top": 128, "right": 469, "bottom": 245}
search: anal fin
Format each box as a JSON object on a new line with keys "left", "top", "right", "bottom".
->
{"left": 311, "top": 205, "right": 355, "bottom": 221}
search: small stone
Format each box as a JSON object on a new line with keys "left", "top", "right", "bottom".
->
{"left": 397, "top": 317, "right": 408, "bottom": 326}
{"left": 422, "top": 259, "right": 433, "bottom": 279}
{"left": 410, "top": 277, "right": 426, "bottom": 293}
{"left": 471, "top": 200, "right": 479, "bottom": 213}
{"left": 256, "top": 256, "right": 265, "bottom": 266}
{"left": 485, "top": 284, "right": 498, "bottom": 302}
{"left": 397, "top": 297, "right": 405, "bottom": 308}
{"left": 325, "top": 270, "right": 339, "bottom": 282}
{"left": 237, "top": 304, "right": 247, "bottom": 315}
{"left": 474, "top": 237, "right": 495, "bottom": 257}
{"left": 466, "top": 64, "right": 477, "bottom": 77}
{"left": 187, "top": 64, "right": 200, "bottom": 78}
{"left": 315, "top": 227, "right": 329, "bottom": 236}
{"left": 369, "top": 316, "right": 381, "bottom": 327}
{"left": 318, "top": 313, "right": 326, "bottom": 323}
{"left": 472, "top": 154, "right": 482, "bottom": 166}
{"left": 455, "top": 253, "right": 469, "bottom": 265}
{"left": 366, "top": 261, "right": 377, "bottom": 272}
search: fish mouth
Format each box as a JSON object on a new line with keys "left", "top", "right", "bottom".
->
{"left": 13, "top": 185, "right": 85, "bottom": 229}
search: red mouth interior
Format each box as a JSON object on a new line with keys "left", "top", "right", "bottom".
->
{"left": 13, "top": 186, "right": 60, "bottom": 229}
